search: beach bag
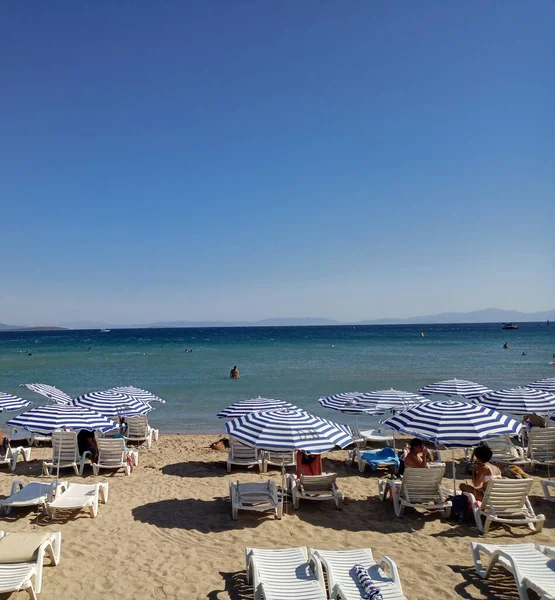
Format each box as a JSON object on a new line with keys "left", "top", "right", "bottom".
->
{"left": 448, "top": 494, "right": 472, "bottom": 523}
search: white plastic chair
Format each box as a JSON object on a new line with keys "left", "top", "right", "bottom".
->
{"left": 463, "top": 478, "right": 545, "bottom": 534}
{"left": 260, "top": 450, "right": 296, "bottom": 473}
{"left": 245, "top": 546, "right": 326, "bottom": 600}
{"left": 226, "top": 438, "right": 262, "bottom": 473}
{"left": 229, "top": 481, "right": 282, "bottom": 520}
{"left": 92, "top": 438, "right": 132, "bottom": 476}
{"left": 42, "top": 431, "right": 90, "bottom": 477}
{"left": 309, "top": 548, "right": 406, "bottom": 600}
{"left": 527, "top": 428, "right": 555, "bottom": 467}
{"left": 471, "top": 541, "right": 555, "bottom": 600}
{"left": 290, "top": 473, "right": 343, "bottom": 510}
{"left": 0, "top": 480, "right": 62, "bottom": 515}
{"left": 46, "top": 482, "right": 109, "bottom": 519}
{"left": 378, "top": 466, "right": 452, "bottom": 518}
{"left": 0, "top": 530, "right": 62, "bottom": 599}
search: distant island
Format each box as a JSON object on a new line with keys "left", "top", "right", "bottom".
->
{"left": 1, "top": 308, "right": 553, "bottom": 330}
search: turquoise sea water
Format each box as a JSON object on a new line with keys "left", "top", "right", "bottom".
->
{"left": 0, "top": 324, "right": 553, "bottom": 433}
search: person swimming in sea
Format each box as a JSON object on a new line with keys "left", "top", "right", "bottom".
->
{"left": 503, "top": 342, "right": 509, "bottom": 349}
{"left": 230, "top": 366, "right": 240, "bottom": 379}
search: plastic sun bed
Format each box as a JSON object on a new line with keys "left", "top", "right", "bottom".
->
{"left": 354, "top": 447, "right": 400, "bottom": 473}
{"left": 541, "top": 480, "right": 555, "bottom": 502}
{"left": 229, "top": 481, "right": 282, "bottom": 520}
{"left": 46, "top": 482, "right": 109, "bottom": 519}
{"left": 0, "top": 446, "right": 32, "bottom": 473}
{"left": 245, "top": 546, "right": 326, "bottom": 600}
{"left": 0, "top": 480, "right": 62, "bottom": 515}
{"left": 471, "top": 541, "right": 555, "bottom": 600}
{"left": 226, "top": 438, "right": 263, "bottom": 473}
{"left": 0, "top": 530, "right": 62, "bottom": 599}
{"left": 309, "top": 548, "right": 406, "bottom": 600}
{"left": 290, "top": 473, "right": 343, "bottom": 510}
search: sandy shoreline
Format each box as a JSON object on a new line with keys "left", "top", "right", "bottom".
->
{"left": 0, "top": 434, "right": 553, "bottom": 600}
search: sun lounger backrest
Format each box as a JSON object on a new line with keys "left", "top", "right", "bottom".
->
{"left": 229, "top": 438, "right": 258, "bottom": 460}
{"left": 126, "top": 417, "right": 149, "bottom": 438}
{"left": 96, "top": 438, "right": 126, "bottom": 466}
{"left": 481, "top": 478, "right": 533, "bottom": 512}
{"left": 486, "top": 436, "right": 522, "bottom": 461}
{"left": 51, "top": 431, "right": 79, "bottom": 464}
{"left": 401, "top": 467, "right": 444, "bottom": 503}
{"left": 300, "top": 473, "right": 336, "bottom": 492}
{"left": 528, "top": 428, "right": 555, "bottom": 463}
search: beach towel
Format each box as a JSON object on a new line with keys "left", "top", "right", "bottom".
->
{"left": 360, "top": 447, "right": 399, "bottom": 471}
{"left": 354, "top": 564, "right": 384, "bottom": 600}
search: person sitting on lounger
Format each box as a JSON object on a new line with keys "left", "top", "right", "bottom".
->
{"left": 404, "top": 438, "right": 432, "bottom": 468}
{"left": 459, "top": 445, "right": 501, "bottom": 501}
{"left": 77, "top": 429, "right": 98, "bottom": 462}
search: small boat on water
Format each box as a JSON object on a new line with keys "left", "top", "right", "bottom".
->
{"left": 501, "top": 322, "right": 519, "bottom": 330}
{"left": 100, "top": 329, "right": 111, "bottom": 333}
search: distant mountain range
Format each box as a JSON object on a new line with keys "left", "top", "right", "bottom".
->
{"left": 1, "top": 308, "right": 553, "bottom": 331}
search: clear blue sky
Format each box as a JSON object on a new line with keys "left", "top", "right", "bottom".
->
{"left": 1, "top": 1, "right": 554, "bottom": 325}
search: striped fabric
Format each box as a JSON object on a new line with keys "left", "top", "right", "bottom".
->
{"left": 0, "top": 392, "right": 31, "bottom": 412}
{"left": 318, "top": 392, "right": 377, "bottom": 414}
{"left": 383, "top": 400, "right": 521, "bottom": 448}
{"left": 529, "top": 378, "right": 555, "bottom": 393}
{"left": 109, "top": 386, "right": 166, "bottom": 404}
{"left": 6, "top": 405, "right": 117, "bottom": 434}
{"left": 475, "top": 387, "right": 555, "bottom": 415}
{"left": 73, "top": 390, "right": 151, "bottom": 418}
{"left": 354, "top": 564, "right": 384, "bottom": 600}
{"left": 225, "top": 408, "right": 354, "bottom": 453}
{"left": 217, "top": 397, "right": 296, "bottom": 419}
{"left": 360, "top": 389, "right": 429, "bottom": 411}
{"left": 21, "top": 383, "right": 73, "bottom": 405}
{"left": 418, "top": 378, "right": 493, "bottom": 399}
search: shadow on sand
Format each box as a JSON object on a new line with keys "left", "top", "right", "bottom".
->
{"left": 206, "top": 571, "right": 252, "bottom": 600}
{"left": 448, "top": 564, "right": 522, "bottom": 600}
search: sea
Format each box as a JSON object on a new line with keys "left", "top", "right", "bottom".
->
{"left": 0, "top": 323, "right": 553, "bottom": 434}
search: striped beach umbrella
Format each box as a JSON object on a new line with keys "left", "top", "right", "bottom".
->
{"left": 318, "top": 392, "right": 378, "bottom": 415}
{"left": 72, "top": 390, "right": 151, "bottom": 418}
{"left": 21, "top": 383, "right": 73, "bottom": 405}
{"left": 0, "top": 393, "right": 31, "bottom": 412}
{"left": 529, "top": 378, "right": 555, "bottom": 394}
{"left": 6, "top": 404, "right": 117, "bottom": 435}
{"left": 225, "top": 408, "right": 354, "bottom": 453}
{"left": 361, "top": 389, "right": 429, "bottom": 411}
{"left": 475, "top": 387, "right": 555, "bottom": 415}
{"left": 217, "top": 397, "right": 296, "bottom": 419}
{"left": 383, "top": 400, "right": 522, "bottom": 449}
{"left": 109, "top": 386, "right": 166, "bottom": 404}
{"left": 418, "top": 378, "right": 493, "bottom": 399}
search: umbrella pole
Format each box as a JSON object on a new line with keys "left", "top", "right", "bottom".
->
{"left": 452, "top": 449, "right": 456, "bottom": 495}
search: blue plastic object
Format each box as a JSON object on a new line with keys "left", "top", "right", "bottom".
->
{"left": 360, "top": 447, "right": 400, "bottom": 471}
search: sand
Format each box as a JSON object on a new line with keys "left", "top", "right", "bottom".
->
{"left": 0, "top": 434, "right": 553, "bottom": 600}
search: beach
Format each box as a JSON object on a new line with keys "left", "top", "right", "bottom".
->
{"left": 1, "top": 434, "right": 554, "bottom": 600}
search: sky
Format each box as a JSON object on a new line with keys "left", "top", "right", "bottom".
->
{"left": 1, "top": 1, "right": 554, "bottom": 325}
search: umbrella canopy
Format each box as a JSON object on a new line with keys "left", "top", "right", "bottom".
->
{"left": 0, "top": 393, "right": 31, "bottom": 412}
{"left": 528, "top": 378, "right": 555, "bottom": 394}
{"left": 318, "top": 392, "right": 378, "bottom": 414}
{"left": 217, "top": 397, "right": 296, "bottom": 419}
{"left": 21, "top": 383, "right": 73, "bottom": 405}
{"left": 108, "top": 385, "right": 166, "bottom": 404}
{"left": 383, "top": 400, "right": 522, "bottom": 448}
{"left": 361, "top": 389, "right": 429, "bottom": 411}
{"left": 72, "top": 390, "right": 151, "bottom": 418}
{"left": 225, "top": 407, "right": 354, "bottom": 453}
{"left": 475, "top": 387, "right": 555, "bottom": 415}
{"left": 6, "top": 404, "right": 117, "bottom": 435}
{"left": 418, "top": 378, "right": 492, "bottom": 399}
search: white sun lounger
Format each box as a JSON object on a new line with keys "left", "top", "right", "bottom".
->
{"left": 42, "top": 431, "right": 90, "bottom": 477}
{"left": 92, "top": 438, "right": 134, "bottom": 476}
{"left": 6, "top": 428, "right": 34, "bottom": 446}
{"left": 0, "top": 530, "right": 61, "bottom": 599}
{"left": 0, "top": 446, "right": 31, "bottom": 473}
{"left": 482, "top": 436, "right": 533, "bottom": 468}
{"left": 378, "top": 466, "right": 452, "bottom": 518}
{"left": 541, "top": 480, "right": 555, "bottom": 502}
{"left": 260, "top": 450, "right": 296, "bottom": 473}
{"left": 0, "top": 480, "right": 62, "bottom": 515}
{"left": 226, "top": 437, "right": 262, "bottom": 473}
{"left": 124, "top": 415, "right": 159, "bottom": 448}
{"left": 46, "top": 482, "right": 109, "bottom": 519}
{"left": 527, "top": 428, "right": 555, "bottom": 467}
{"left": 245, "top": 546, "right": 326, "bottom": 600}
{"left": 471, "top": 542, "right": 555, "bottom": 600}
{"left": 309, "top": 548, "right": 406, "bottom": 600}
{"left": 463, "top": 478, "right": 545, "bottom": 534}
{"left": 290, "top": 473, "right": 343, "bottom": 510}
{"left": 229, "top": 481, "right": 282, "bottom": 520}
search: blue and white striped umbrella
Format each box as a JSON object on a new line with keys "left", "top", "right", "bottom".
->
{"left": 418, "top": 378, "right": 493, "bottom": 399}
{"left": 72, "top": 390, "right": 151, "bottom": 418}
{"left": 108, "top": 386, "right": 166, "bottom": 404}
{"left": 528, "top": 378, "right": 555, "bottom": 394}
{"left": 0, "top": 393, "right": 31, "bottom": 412}
{"left": 383, "top": 400, "right": 522, "bottom": 448}
{"left": 475, "top": 387, "right": 555, "bottom": 415}
{"left": 21, "top": 383, "right": 73, "bottom": 405}
{"left": 360, "top": 389, "right": 429, "bottom": 411}
{"left": 6, "top": 404, "right": 117, "bottom": 435}
{"left": 217, "top": 397, "right": 296, "bottom": 419}
{"left": 318, "top": 392, "right": 378, "bottom": 415}
{"left": 225, "top": 408, "right": 354, "bottom": 453}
